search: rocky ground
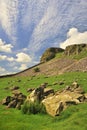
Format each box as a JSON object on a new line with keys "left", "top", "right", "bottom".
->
{"left": 2, "top": 81, "right": 87, "bottom": 117}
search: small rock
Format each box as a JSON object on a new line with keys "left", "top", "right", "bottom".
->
{"left": 27, "top": 88, "right": 34, "bottom": 93}
{"left": 40, "top": 82, "right": 48, "bottom": 88}
{"left": 10, "top": 86, "right": 20, "bottom": 91}
{"left": 2, "top": 96, "right": 11, "bottom": 105}
{"left": 59, "top": 81, "right": 64, "bottom": 85}
{"left": 53, "top": 82, "right": 58, "bottom": 85}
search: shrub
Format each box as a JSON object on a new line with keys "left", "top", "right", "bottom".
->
{"left": 22, "top": 101, "right": 46, "bottom": 115}
{"left": 34, "top": 67, "right": 40, "bottom": 72}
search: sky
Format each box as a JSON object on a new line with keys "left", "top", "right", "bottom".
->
{"left": 0, "top": 0, "right": 87, "bottom": 75}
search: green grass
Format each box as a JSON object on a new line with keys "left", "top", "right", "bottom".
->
{"left": 0, "top": 72, "right": 87, "bottom": 130}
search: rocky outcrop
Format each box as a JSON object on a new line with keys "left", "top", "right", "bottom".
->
{"left": 26, "top": 82, "right": 87, "bottom": 116}
{"left": 27, "top": 87, "right": 54, "bottom": 102}
{"left": 42, "top": 82, "right": 86, "bottom": 116}
{"left": 64, "top": 44, "right": 87, "bottom": 56}
{"left": 2, "top": 90, "right": 26, "bottom": 109}
{"left": 40, "top": 47, "right": 64, "bottom": 62}
{"left": 2, "top": 82, "right": 87, "bottom": 116}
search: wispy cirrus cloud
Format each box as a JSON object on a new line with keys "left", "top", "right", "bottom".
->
{"left": 0, "top": 0, "right": 18, "bottom": 43}
{"left": 28, "top": 0, "right": 87, "bottom": 54}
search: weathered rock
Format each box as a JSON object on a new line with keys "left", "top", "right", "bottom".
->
{"left": 43, "top": 88, "right": 54, "bottom": 97}
{"left": 52, "top": 82, "right": 58, "bottom": 85}
{"left": 41, "top": 82, "right": 87, "bottom": 116}
{"left": 2, "top": 96, "right": 12, "bottom": 105}
{"left": 64, "top": 44, "right": 87, "bottom": 56}
{"left": 59, "top": 81, "right": 64, "bottom": 85}
{"left": 10, "top": 86, "right": 20, "bottom": 91}
{"left": 7, "top": 100, "right": 17, "bottom": 108}
{"left": 16, "top": 102, "right": 21, "bottom": 110}
{"left": 27, "top": 88, "right": 34, "bottom": 93}
{"left": 42, "top": 91, "right": 83, "bottom": 116}
{"left": 26, "top": 86, "right": 54, "bottom": 103}
{"left": 2, "top": 91, "right": 26, "bottom": 109}
{"left": 27, "top": 87, "right": 44, "bottom": 102}
{"left": 40, "top": 82, "right": 48, "bottom": 88}
{"left": 40, "top": 47, "right": 64, "bottom": 62}
{"left": 12, "top": 90, "right": 22, "bottom": 96}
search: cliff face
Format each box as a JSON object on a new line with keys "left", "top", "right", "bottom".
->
{"left": 64, "top": 44, "right": 87, "bottom": 56}
{"left": 40, "top": 47, "right": 64, "bottom": 63}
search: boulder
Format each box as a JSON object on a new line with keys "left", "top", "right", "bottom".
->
{"left": 27, "top": 87, "right": 44, "bottom": 102}
{"left": 40, "top": 82, "right": 48, "bottom": 88}
{"left": 42, "top": 91, "right": 83, "bottom": 116}
{"left": 10, "top": 86, "right": 20, "bottom": 91}
{"left": 2, "top": 91, "right": 26, "bottom": 109}
{"left": 7, "top": 100, "right": 17, "bottom": 108}
{"left": 43, "top": 88, "right": 54, "bottom": 97}
{"left": 2, "top": 96, "right": 12, "bottom": 105}
{"left": 26, "top": 87, "right": 54, "bottom": 103}
{"left": 59, "top": 81, "right": 64, "bottom": 85}
{"left": 42, "top": 82, "right": 87, "bottom": 116}
{"left": 27, "top": 88, "right": 34, "bottom": 93}
{"left": 16, "top": 102, "right": 21, "bottom": 110}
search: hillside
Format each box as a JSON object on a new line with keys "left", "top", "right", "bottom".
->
{"left": 0, "top": 44, "right": 87, "bottom": 130}
{"left": 13, "top": 44, "right": 87, "bottom": 77}
{"left": 0, "top": 72, "right": 87, "bottom": 130}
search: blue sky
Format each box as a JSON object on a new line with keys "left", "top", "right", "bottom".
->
{"left": 0, "top": 0, "right": 87, "bottom": 75}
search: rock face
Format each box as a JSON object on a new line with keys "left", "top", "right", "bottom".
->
{"left": 2, "top": 90, "right": 26, "bottom": 109}
{"left": 27, "top": 87, "right": 54, "bottom": 102}
{"left": 40, "top": 47, "right": 64, "bottom": 62}
{"left": 42, "top": 82, "right": 86, "bottom": 116}
{"left": 64, "top": 44, "right": 87, "bottom": 56}
{"left": 26, "top": 82, "right": 87, "bottom": 116}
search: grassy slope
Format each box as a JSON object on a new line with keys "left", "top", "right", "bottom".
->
{"left": 0, "top": 72, "right": 87, "bottom": 130}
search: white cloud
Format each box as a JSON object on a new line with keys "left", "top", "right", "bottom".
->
{"left": 60, "top": 28, "right": 87, "bottom": 49}
{"left": 0, "top": 55, "right": 7, "bottom": 60}
{"left": 0, "top": 39, "right": 13, "bottom": 53}
{"left": 7, "top": 57, "right": 15, "bottom": 62}
{"left": 16, "top": 52, "right": 31, "bottom": 63}
{"left": 0, "top": 54, "right": 15, "bottom": 62}
{"left": 19, "top": 64, "right": 27, "bottom": 71}
{"left": 0, "top": 52, "right": 31, "bottom": 63}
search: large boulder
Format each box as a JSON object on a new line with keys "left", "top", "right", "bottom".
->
{"left": 42, "top": 91, "right": 82, "bottom": 116}
{"left": 42, "top": 82, "right": 87, "bottom": 116}
{"left": 26, "top": 86, "right": 54, "bottom": 103}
